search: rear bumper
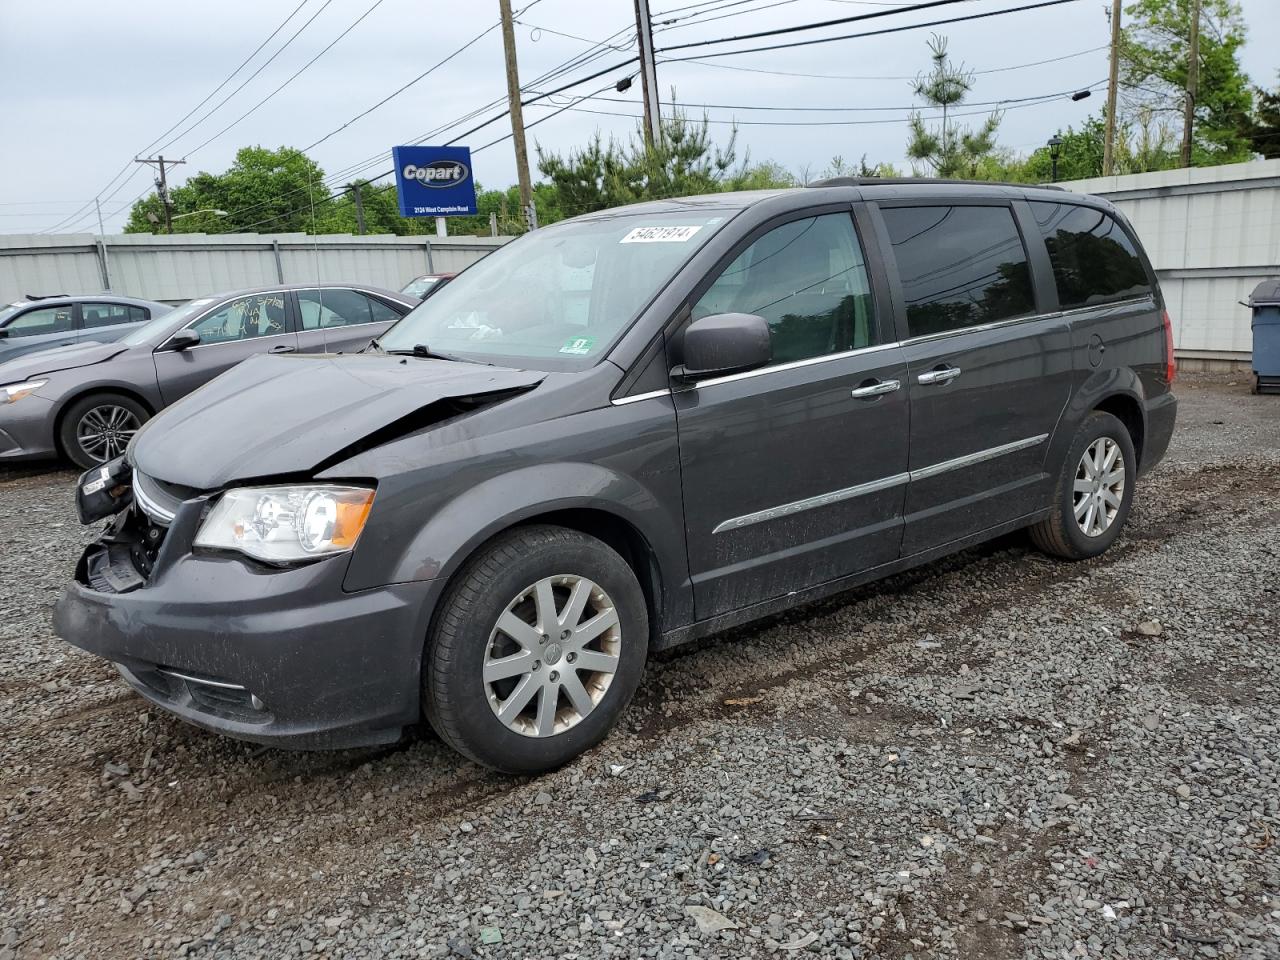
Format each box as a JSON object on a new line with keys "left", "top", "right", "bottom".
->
{"left": 0, "top": 396, "right": 58, "bottom": 461}
{"left": 53, "top": 549, "right": 441, "bottom": 749}
{"left": 1141, "top": 390, "right": 1177, "bottom": 474}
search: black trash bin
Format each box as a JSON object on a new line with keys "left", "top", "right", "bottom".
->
{"left": 1249, "top": 278, "right": 1280, "bottom": 395}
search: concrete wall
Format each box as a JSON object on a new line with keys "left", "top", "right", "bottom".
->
{"left": 0, "top": 232, "right": 510, "bottom": 305}
{"left": 1061, "top": 159, "right": 1280, "bottom": 363}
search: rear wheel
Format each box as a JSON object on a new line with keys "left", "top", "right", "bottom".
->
{"left": 59, "top": 392, "right": 149, "bottom": 469}
{"left": 424, "top": 525, "right": 648, "bottom": 773}
{"left": 1030, "top": 410, "right": 1135, "bottom": 560}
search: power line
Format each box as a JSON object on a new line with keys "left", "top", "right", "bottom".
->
{"left": 573, "top": 80, "right": 1100, "bottom": 112}
{"left": 657, "top": 0, "right": 1083, "bottom": 60}
{"left": 36, "top": 0, "right": 330, "bottom": 235}
{"left": 529, "top": 79, "right": 1105, "bottom": 126}
{"left": 657, "top": 0, "right": 974, "bottom": 52}
{"left": 138, "top": 0, "right": 312, "bottom": 159}
{"left": 182, "top": 0, "right": 390, "bottom": 158}
{"left": 663, "top": 43, "right": 1106, "bottom": 80}
{"left": 152, "top": 0, "right": 341, "bottom": 155}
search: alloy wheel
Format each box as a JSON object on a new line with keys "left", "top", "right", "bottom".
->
{"left": 1073, "top": 436, "right": 1125, "bottom": 537}
{"left": 483, "top": 574, "right": 622, "bottom": 738}
{"left": 77, "top": 405, "right": 141, "bottom": 463}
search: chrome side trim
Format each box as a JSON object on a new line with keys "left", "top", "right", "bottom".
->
{"left": 695, "top": 340, "right": 903, "bottom": 389}
{"left": 710, "top": 433, "right": 1049, "bottom": 534}
{"left": 610, "top": 388, "right": 672, "bottom": 406}
{"left": 132, "top": 473, "right": 177, "bottom": 526}
{"left": 900, "top": 296, "right": 1156, "bottom": 347}
{"left": 157, "top": 668, "right": 247, "bottom": 691}
{"left": 909, "top": 433, "right": 1049, "bottom": 481}
{"left": 712, "top": 472, "right": 910, "bottom": 534}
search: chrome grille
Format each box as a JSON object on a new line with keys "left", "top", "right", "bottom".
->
{"left": 132, "top": 471, "right": 181, "bottom": 526}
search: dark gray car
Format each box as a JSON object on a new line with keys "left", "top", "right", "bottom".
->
{"left": 54, "top": 180, "right": 1177, "bottom": 773}
{"left": 0, "top": 294, "right": 171, "bottom": 363}
{"left": 0, "top": 283, "right": 417, "bottom": 468}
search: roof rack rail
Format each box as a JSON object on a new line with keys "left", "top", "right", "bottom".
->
{"left": 805, "top": 176, "right": 1065, "bottom": 191}
{"left": 25, "top": 292, "right": 71, "bottom": 300}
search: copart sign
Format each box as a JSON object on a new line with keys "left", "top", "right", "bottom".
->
{"left": 392, "top": 145, "right": 478, "bottom": 217}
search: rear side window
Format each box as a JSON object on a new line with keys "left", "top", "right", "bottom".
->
{"left": 82, "top": 303, "right": 149, "bottom": 329}
{"left": 693, "top": 213, "right": 877, "bottom": 365}
{"left": 880, "top": 205, "right": 1035, "bottom": 338}
{"left": 1030, "top": 202, "right": 1152, "bottom": 308}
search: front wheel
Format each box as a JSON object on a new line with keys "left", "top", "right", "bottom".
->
{"left": 424, "top": 525, "right": 648, "bottom": 774}
{"left": 1030, "top": 410, "right": 1136, "bottom": 560}
{"left": 59, "top": 392, "right": 149, "bottom": 469}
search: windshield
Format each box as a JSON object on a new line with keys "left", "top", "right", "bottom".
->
{"left": 401, "top": 277, "right": 440, "bottom": 298}
{"left": 379, "top": 210, "right": 732, "bottom": 368}
{"left": 120, "top": 298, "right": 209, "bottom": 345}
{"left": 0, "top": 304, "right": 23, "bottom": 327}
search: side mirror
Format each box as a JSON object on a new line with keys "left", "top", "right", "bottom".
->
{"left": 675, "top": 313, "right": 771, "bottom": 381}
{"left": 163, "top": 329, "right": 201, "bottom": 351}
{"left": 0, "top": 329, "right": 9, "bottom": 340}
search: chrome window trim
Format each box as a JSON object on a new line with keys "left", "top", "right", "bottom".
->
{"left": 902, "top": 295, "right": 1157, "bottom": 347}
{"left": 611, "top": 388, "right": 672, "bottom": 406}
{"left": 694, "top": 340, "right": 903, "bottom": 389}
{"left": 712, "top": 472, "right": 910, "bottom": 534}
{"left": 711, "top": 433, "right": 1050, "bottom": 534}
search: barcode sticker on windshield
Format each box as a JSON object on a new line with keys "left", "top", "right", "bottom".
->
{"left": 620, "top": 225, "right": 702, "bottom": 244}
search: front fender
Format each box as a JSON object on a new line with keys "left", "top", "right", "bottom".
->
{"left": 342, "top": 460, "right": 692, "bottom": 625}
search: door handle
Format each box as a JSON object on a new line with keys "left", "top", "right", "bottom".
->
{"left": 269, "top": 344, "right": 296, "bottom": 354}
{"left": 917, "top": 365, "right": 961, "bottom": 386}
{"left": 850, "top": 378, "right": 901, "bottom": 399}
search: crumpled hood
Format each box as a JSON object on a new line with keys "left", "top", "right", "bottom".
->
{"left": 130, "top": 352, "right": 545, "bottom": 488}
{"left": 0, "top": 341, "right": 130, "bottom": 383}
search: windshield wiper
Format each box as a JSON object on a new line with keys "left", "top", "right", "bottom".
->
{"left": 386, "top": 343, "right": 463, "bottom": 362}
{"left": 360, "top": 337, "right": 385, "bottom": 354}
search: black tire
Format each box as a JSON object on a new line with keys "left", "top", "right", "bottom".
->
{"left": 58, "top": 392, "right": 150, "bottom": 470}
{"left": 1030, "top": 410, "right": 1136, "bottom": 560}
{"left": 424, "top": 525, "right": 648, "bottom": 774}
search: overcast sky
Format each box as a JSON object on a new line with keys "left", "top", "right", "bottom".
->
{"left": 1, "top": 0, "right": 1275, "bottom": 234}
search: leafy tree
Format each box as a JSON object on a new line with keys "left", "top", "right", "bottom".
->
{"left": 1120, "top": 0, "right": 1254, "bottom": 164}
{"left": 905, "top": 34, "right": 1003, "bottom": 177}
{"left": 1249, "top": 75, "right": 1280, "bottom": 158}
{"left": 125, "top": 146, "right": 332, "bottom": 234}
{"left": 536, "top": 105, "right": 759, "bottom": 215}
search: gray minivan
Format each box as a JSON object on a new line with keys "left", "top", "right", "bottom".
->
{"left": 54, "top": 180, "right": 1177, "bottom": 773}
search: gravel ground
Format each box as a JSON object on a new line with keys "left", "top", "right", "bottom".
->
{"left": 1, "top": 373, "right": 1277, "bottom": 960}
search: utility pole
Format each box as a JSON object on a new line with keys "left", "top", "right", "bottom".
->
{"left": 1103, "top": 0, "right": 1122, "bottom": 176}
{"left": 1180, "top": 0, "right": 1201, "bottom": 168}
{"left": 498, "top": 0, "right": 534, "bottom": 229}
{"left": 349, "top": 183, "right": 367, "bottom": 235}
{"left": 634, "top": 0, "right": 662, "bottom": 147}
{"left": 135, "top": 155, "right": 185, "bottom": 234}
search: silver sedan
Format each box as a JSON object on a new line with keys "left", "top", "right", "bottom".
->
{"left": 0, "top": 283, "right": 417, "bottom": 468}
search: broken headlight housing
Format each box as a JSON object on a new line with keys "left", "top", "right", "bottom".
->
{"left": 194, "top": 485, "right": 375, "bottom": 563}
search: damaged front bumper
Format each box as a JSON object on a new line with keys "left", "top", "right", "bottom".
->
{"left": 54, "top": 466, "right": 441, "bottom": 749}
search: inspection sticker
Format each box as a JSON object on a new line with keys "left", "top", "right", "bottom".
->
{"left": 620, "top": 225, "right": 703, "bottom": 243}
{"left": 559, "top": 336, "right": 595, "bottom": 355}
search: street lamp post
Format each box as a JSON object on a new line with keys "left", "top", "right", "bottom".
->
{"left": 1047, "top": 136, "right": 1065, "bottom": 183}
{"left": 170, "top": 209, "right": 229, "bottom": 223}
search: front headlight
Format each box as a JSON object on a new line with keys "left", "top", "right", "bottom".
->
{"left": 1, "top": 380, "right": 47, "bottom": 404}
{"left": 194, "top": 485, "right": 375, "bottom": 563}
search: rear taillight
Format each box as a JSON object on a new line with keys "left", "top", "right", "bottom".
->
{"left": 1162, "top": 310, "right": 1176, "bottom": 384}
